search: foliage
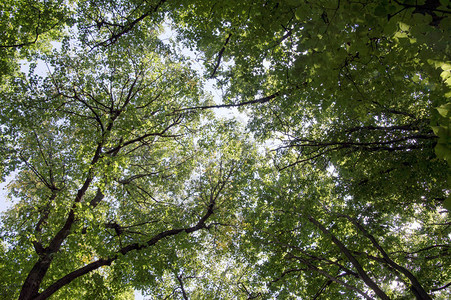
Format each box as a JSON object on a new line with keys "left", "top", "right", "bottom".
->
{"left": 0, "top": 0, "right": 450, "bottom": 299}
{"left": 0, "top": 0, "right": 71, "bottom": 82}
{"left": 168, "top": 3, "right": 451, "bottom": 295}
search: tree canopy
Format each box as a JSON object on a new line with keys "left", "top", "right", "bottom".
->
{"left": 0, "top": 0, "right": 450, "bottom": 299}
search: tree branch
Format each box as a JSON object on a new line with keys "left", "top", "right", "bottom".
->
{"left": 175, "top": 92, "right": 280, "bottom": 112}
{"left": 337, "top": 213, "right": 432, "bottom": 300}
{"left": 292, "top": 256, "right": 373, "bottom": 300}
{"left": 34, "top": 200, "right": 218, "bottom": 300}
{"left": 94, "top": 0, "right": 168, "bottom": 48}
{"left": 176, "top": 275, "right": 189, "bottom": 300}
{"left": 210, "top": 33, "right": 232, "bottom": 78}
{"left": 308, "top": 216, "right": 390, "bottom": 300}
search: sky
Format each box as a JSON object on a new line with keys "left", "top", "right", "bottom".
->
{"left": 0, "top": 174, "right": 16, "bottom": 213}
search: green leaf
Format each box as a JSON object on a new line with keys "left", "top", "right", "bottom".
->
{"left": 435, "top": 143, "right": 450, "bottom": 160}
{"left": 436, "top": 103, "right": 451, "bottom": 117}
{"left": 374, "top": 5, "right": 387, "bottom": 17}
{"left": 443, "top": 196, "right": 451, "bottom": 211}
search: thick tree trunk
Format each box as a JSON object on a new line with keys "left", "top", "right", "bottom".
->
{"left": 18, "top": 213, "right": 74, "bottom": 300}
{"left": 18, "top": 257, "right": 52, "bottom": 300}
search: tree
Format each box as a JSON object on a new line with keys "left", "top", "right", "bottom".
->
{"left": 1, "top": 0, "right": 450, "bottom": 299}
{"left": 168, "top": 0, "right": 451, "bottom": 298}
{"left": 0, "top": 24, "right": 257, "bottom": 299}
{"left": 238, "top": 161, "right": 449, "bottom": 299}
{"left": 0, "top": 0, "right": 70, "bottom": 82}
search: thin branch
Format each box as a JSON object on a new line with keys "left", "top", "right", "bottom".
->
{"left": 393, "top": 0, "right": 451, "bottom": 14}
{"left": 35, "top": 194, "right": 219, "bottom": 300}
{"left": 105, "top": 115, "right": 184, "bottom": 155}
{"left": 312, "top": 279, "right": 333, "bottom": 300}
{"left": 389, "top": 244, "right": 450, "bottom": 256}
{"left": 337, "top": 213, "right": 432, "bottom": 300}
{"left": 308, "top": 216, "right": 390, "bottom": 300}
{"left": 175, "top": 92, "right": 280, "bottom": 112}
{"left": 176, "top": 275, "right": 189, "bottom": 300}
{"left": 294, "top": 258, "right": 373, "bottom": 300}
{"left": 94, "top": 0, "right": 168, "bottom": 48}
{"left": 0, "top": 15, "right": 61, "bottom": 49}
{"left": 289, "top": 134, "right": 436, "bottom": 148}
{"left": 210, "top": 33, "right": 232, "bottom": 78}
{"left": 430, "top": 282, "right": 451, "bottom": 292}
{"left": 19, "top": 154, "right": 53, "bottom": 191}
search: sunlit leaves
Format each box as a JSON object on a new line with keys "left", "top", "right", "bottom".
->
{"left": 0, "top": 0, "right": 71, "bottom": 82}
{"left": 0, "top": 0, "right": 450, "bottom": 299}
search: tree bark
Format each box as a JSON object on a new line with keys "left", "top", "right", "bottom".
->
{"left": 308, "top": 216, "right": 391, "bottom": 300}
{"left": 337, "top": 213, "right": 432, "bottom": 300}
